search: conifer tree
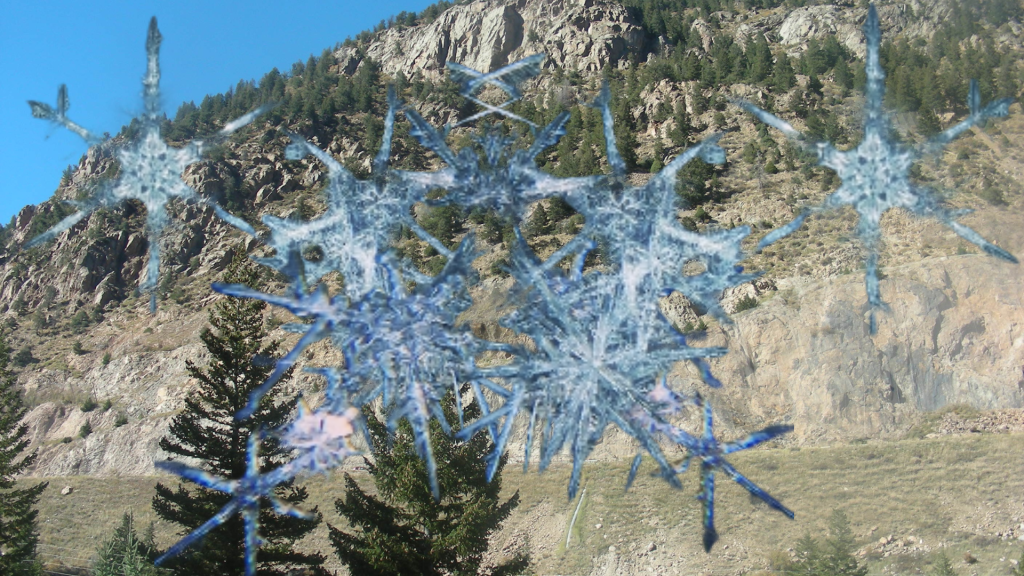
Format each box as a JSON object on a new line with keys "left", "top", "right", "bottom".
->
{"left": 0, "top": 331, "right": 47, "bottom": 576}
{"left": 917, "top": 105, "right": 942, "bottom": 138}
{"left": 152, "top": 247, "right": 327, "bottom": 576}
{"left": 92, "top": 510, "right": 161, "bottom": 576}
{"left": 329, "top": 387, "right": 529, "bottom": 576}
{"left": 772, "top": 52, "right": 796, "bottom": 92}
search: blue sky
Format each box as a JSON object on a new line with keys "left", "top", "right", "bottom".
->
{"left": 0, "top": 0, "right": 433, "bottom": 225}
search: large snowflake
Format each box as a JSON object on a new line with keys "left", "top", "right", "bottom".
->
{"left": 27, "top": 17, "right": 267, "bottom": 312}
{"left": 732, "top": 4, "right": 1017, "bottom": 334}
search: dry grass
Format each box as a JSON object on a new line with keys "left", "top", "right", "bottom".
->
{"left": 23, "top": 431, "right": 1024, "bottom": 575}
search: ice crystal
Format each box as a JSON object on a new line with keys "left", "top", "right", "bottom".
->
{"left": 27, "top": 17, "right": 267, "bottom": 312}
{"left": 628, "top": 381, "right": 794, "bottom": 551}
{"left": 155, "top": 433, "right": 313, "bottom": 576}
{"left": 732, "top": 4, "right": 1017, "bottom": 334}
{"left": 216, "top": 239, "right": 510, "bottom": 499}
{"left": 459, "top": 233, "right": 731, "bottom": 499}
{"left": 240, "top": 89, "right": 451, "bottom": 298}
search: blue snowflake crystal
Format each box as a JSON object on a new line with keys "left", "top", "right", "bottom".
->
{"left": 27, "top": 17, "right": 268, "bottom": 312}
{"left": 732, "top": 4, "right": 1017, "bottom": 334}
{"left": 459, "top": 232, "right": 731, "bottom": 499}
{"left": 155, "top": 432, "right": 313, "bottom": 576}
{"left": 627, "top": 380, "right": 793, "bottom": 551}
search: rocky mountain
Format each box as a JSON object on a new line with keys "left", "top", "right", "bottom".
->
{"left": 4, "top": 0, "right": 1023, "bottom": 477}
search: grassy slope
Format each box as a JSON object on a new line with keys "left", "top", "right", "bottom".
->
{"left": 26, "top": 430, "right": 1024, "bottom": 575}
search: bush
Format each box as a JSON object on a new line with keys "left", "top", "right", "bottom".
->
{"left": 70, "top": 309, "right": 90, "bottom": 333}
{"left": 734, "top": 295, "right": 759, "bottom": 313}
{"left": 765, "top": 161, "right": 779, "bottom": 174}
{"left": 81, "top": 398, "right": 98, "bottom": 412}
{"left": 12, "top": 347, "right": 36, "bottom": 367}
{"left": 72, "top": 340, "right": 86, "bottom": 355}
{"left": 978, "top": 186, "right": 1007, "bottom": 205}
{"left": 679, "top": 216, "right": 698, "bottom": 232}
{"left": 79, "top": 421, "right": 92, "bottom": 438}
{"left": 102, "top": 399, "right": 113, "bottom": 411}
{"left": 60, "top": 436, "right": 72, "bottom": 444}
{"left": 694, "top": 206, "right": 711, "bottom": 222}
{"left": 102, "top": 352, "right": 111, "bottom": 366}
{"left": 114, "top": 413, "right": 129, "bottom": 428}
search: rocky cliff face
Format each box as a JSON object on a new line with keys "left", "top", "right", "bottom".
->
{"left": 6, "top": 0, "right": 1023, "bottom": 477}
{"left": 334, "top": 0, "right": 648, "bottom": 82}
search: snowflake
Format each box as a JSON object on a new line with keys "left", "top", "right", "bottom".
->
{"left": 458, "top": 232, "right": 731, "bottom": 499}
{"left": 731, "top": 4, "right": 1017, "bottom": 334}
{"left": 27, "top": 17, "right": 267, "bottom": 312}
{"left": 627, "top": 380, "right": 794, "bottom": 551}
{"left": 240, "top": 89, "right": 455, "bottom": 299}
{"left": 218, "top": 239, "right": 508, "bottom": 499}
{"left": 155, "top": 433, "right": 312, "bottom": 576}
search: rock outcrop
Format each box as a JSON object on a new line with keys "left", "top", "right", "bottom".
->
{"left": 333, "top": 0, "right": 648, "bottom": 81}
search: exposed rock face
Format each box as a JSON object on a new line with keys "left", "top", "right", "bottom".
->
{"left": 6, "top": 0, "right": 1023, "bottom": 478}
{"left": 334, "top": 0, "right": 647, "bottom": 80}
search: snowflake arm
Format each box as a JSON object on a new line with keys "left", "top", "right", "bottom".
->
{"left": 213, "top": 274, "right": 348, "bottom": 420}
{"left": 155, "top": 434, "right": 308, "bottom": 576}
{"left": 27, "top": 84, "right": 105, "bottom": 145}
{"left": 588, "top": 82, "right": 626, "bottom": 176}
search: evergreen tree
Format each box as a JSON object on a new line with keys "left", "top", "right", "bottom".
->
{"left": 930, "top": 551, "right": 959, "bottom": 576}
{"left": 669, "top": 100, "right": 694, "bottom": 148}
{"left": 834, "top": 58, "right": 853, "bottom": 92}
{"left": 92, "top": 510, "right": 161, "bottom": 576}
{"left": 329, "top": 387, "right": 529, "bottom": 576}
{"left": 613, "top": 104, "right": 639, "bottom": 173}
{"left": 917, "top": 105, "right": 942, "bottom": 138}
{"left": 787, "top": 509, "right": 868, "bottom": 576}
{"left": 650, "top": 139, "right": 666, "bottom": 173}
{"left": 0, "top": 331, "right": 47, "bottom": 576}
{"left": 152, "top": 248, "right": 327, "bottom": 576}
{"left": 772, "top": 52, "right": 796, "bottom": 92}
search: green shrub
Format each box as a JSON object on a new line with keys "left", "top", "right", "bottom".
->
{"left": 12, "top": 347, "right": 36, "bottom": 367}
{"left": 81, "top": 398, "right": 98, "bottom": 412}
{"left": 114, "top": 413, "right": 129, "bottom": 428}
{"left": 79, "top": 421, "right": 92, "bottom": 438}
{"left": 72, "top": 340, "right": 86, "bottom": 355}
{"left": 70, "top": 309, "right": 90, "bottom": 333}
{"left": 764, "top": 161, "right": 779, "bottom": 174}
{"left": 102, "top": 352, "right": 111, "bottom": 366}
{"left": 60, "top": 436, "right": 72, "bottom": 444}
{"left": 734, "top": 295, "right": 759, "bottom": 313}
{"left": 978, "top": 186, "right": 1007, "bottom": 205}
{"left": 679, "top": 216, "right": 698, "bottom": 232}
{"left": 102, "top": 399, "right": 113, "bottom": 411}
{"left": 694, "top": 206, "right": 711, "bottom": 222}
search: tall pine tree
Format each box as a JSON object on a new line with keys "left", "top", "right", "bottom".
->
{"left": 0, "top": 330, "right": 47, "bottom": 576}
{"left": 152, "top": 247, "right": 327, "bottom": 576}
{"left": 329, "top": 387, "right": 529, "bottom": 576}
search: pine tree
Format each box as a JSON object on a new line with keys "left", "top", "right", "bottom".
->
{"left": 772, "top": 52, "right": 796, "bottom": 92}
{"left": 930, "top": 551, "right": 959, "bottom": 576}
{"left": 669, "top": 101, "right": 694, "bottom": 148}
{"left": 152, "top": 247, "right": 327, "bottom": 576}
{"left": 0, "top": 331, "right": 47, "bottom": 576}
{"left": 92, "top": 510, "right": 161, "bottom": 576}
{"left": 917, "top": 105, "right": 942, "bottom": 138}
{"left": 329, "top": 387, "right": 529, "bottom": 576}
